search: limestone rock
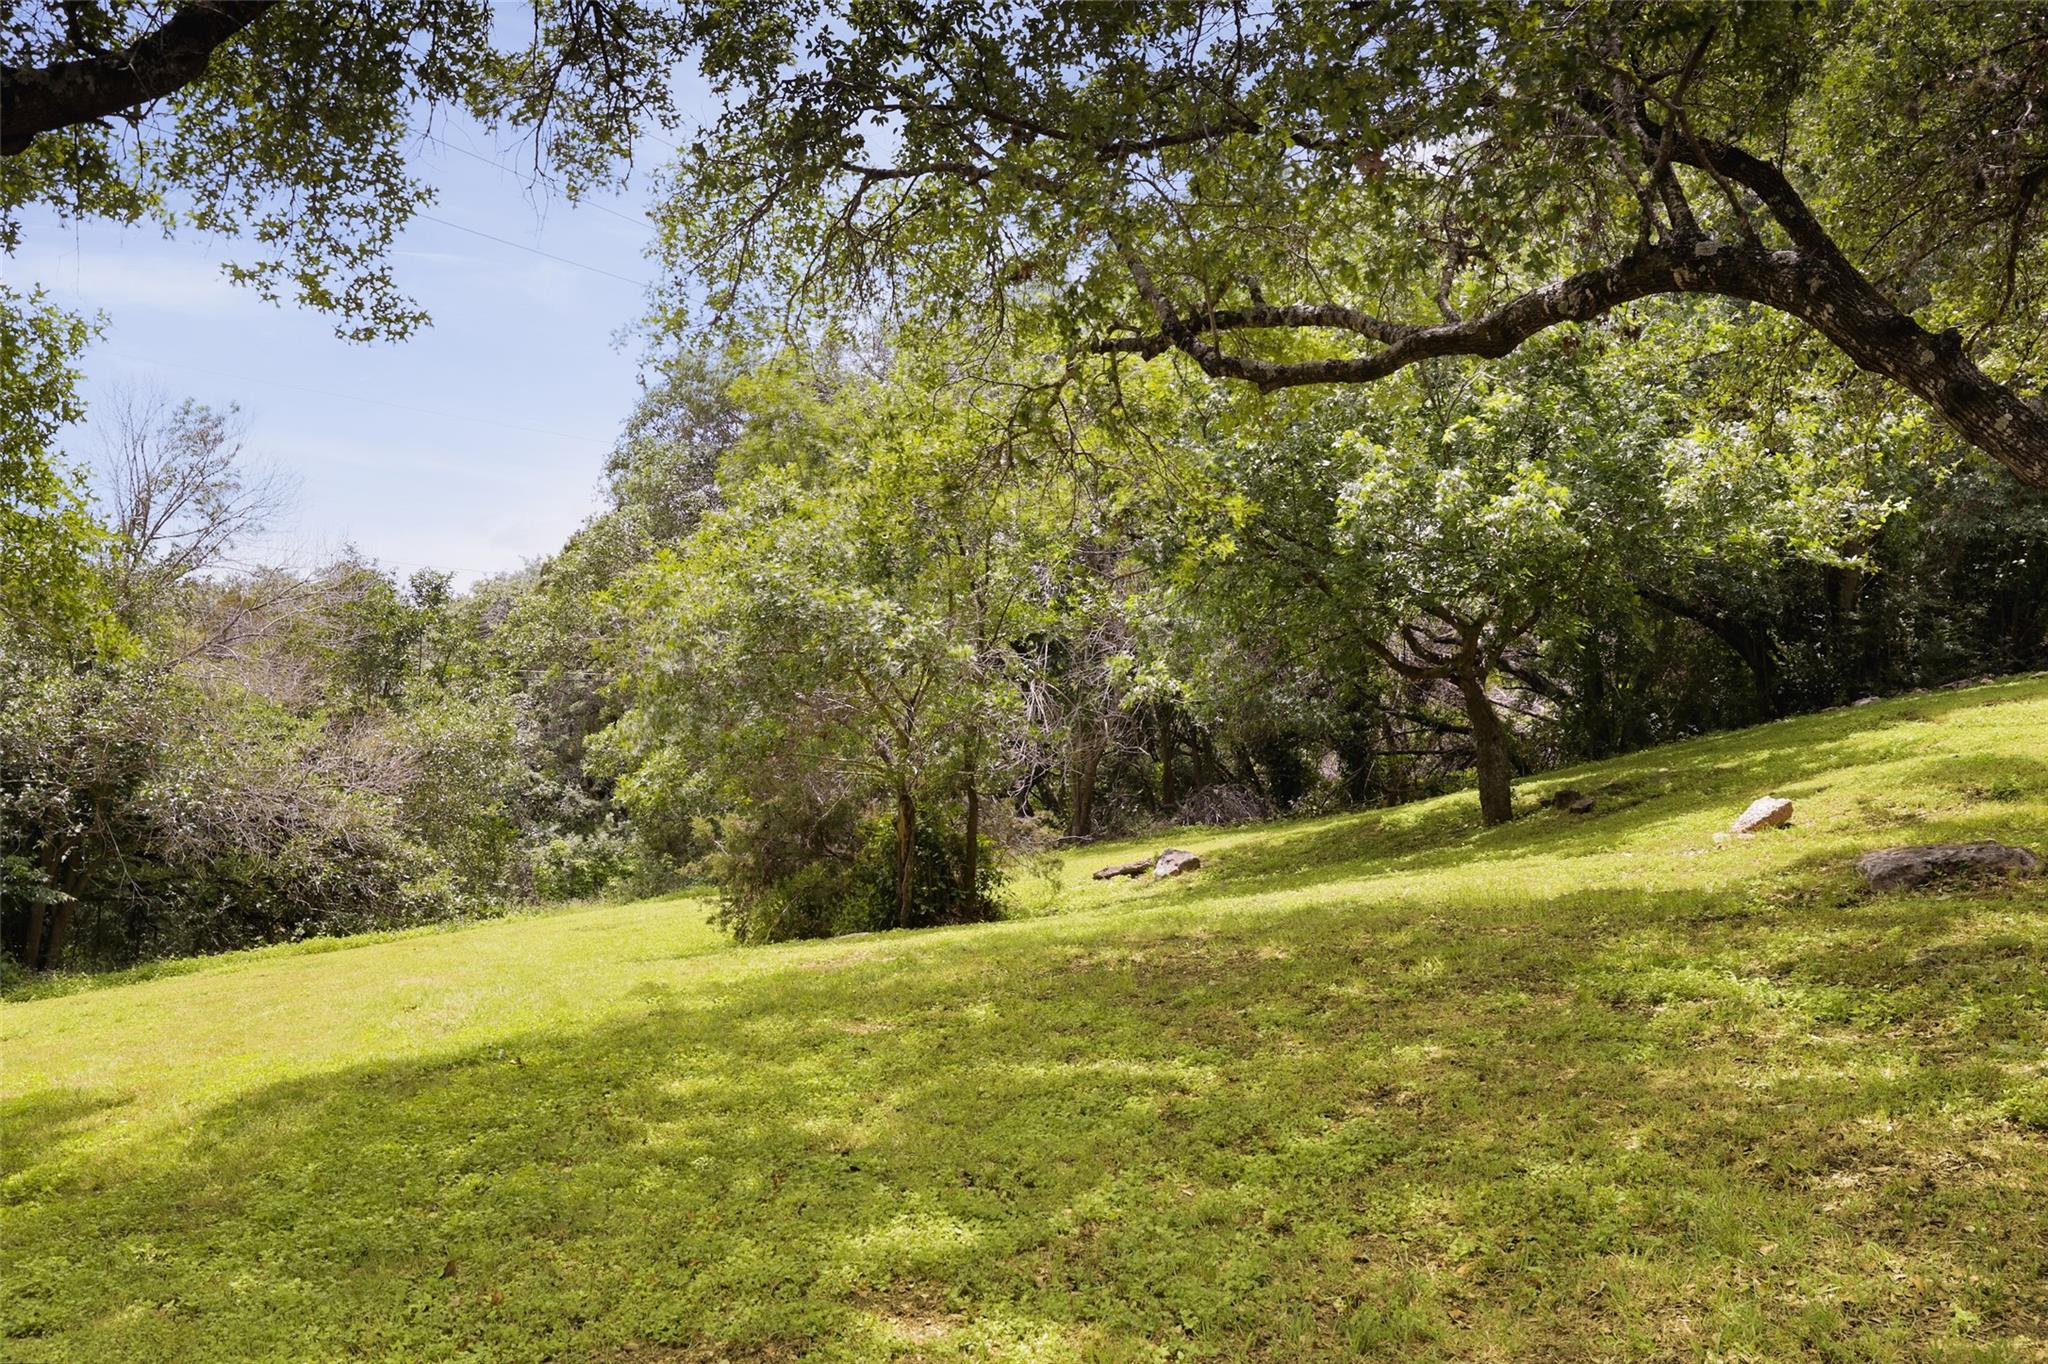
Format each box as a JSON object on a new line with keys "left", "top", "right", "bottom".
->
{"left": 1567, "top": 796, "right": 1596, "bottom": 815}
{"left": 1731, "top": 796, "right": 1793, "bottom": 834}
{"left": 1857, "top": 841, "right": 2041, "bottom": 890}
{"left": 1092, "top": 858, "right": 1152, "bottom": 881}
{"left": 1153, "top": 848, "right": 1202, "bottom": 879}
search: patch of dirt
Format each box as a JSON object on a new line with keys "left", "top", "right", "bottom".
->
{"left": 792, "top": 947, "right": 898, "bottom": 973}
{"left": 854, "top": 1282, "right": 967, "bottom": 1350}
{"left": 596, "top": 1340, "right": 806, "bottom": 1362}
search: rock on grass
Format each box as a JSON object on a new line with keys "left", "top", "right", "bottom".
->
{"left": 1857, "top": 841, "right": 2041, "bottom": 890}
{"left": 1732, "top": 796, "right": 1793, "bottom": 833}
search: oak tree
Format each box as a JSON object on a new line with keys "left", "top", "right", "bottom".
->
{"left": 658, "top": 1, "right": 2048, "bottom": 487}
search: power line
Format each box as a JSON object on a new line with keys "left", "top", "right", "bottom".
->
{"left": 104, "top": 349, "right": 618, "bottom": 448}
{"left": 423, "top": 134, "right": 655, "bottom": 228}
{"left": 414, "top": 212, "right": 649, "bottom": 287}
{"left": 352, "top": 554, "right": 547, "bottom": 579}
{"left": 248, "top": 541, "right": 575, "bottom": 583}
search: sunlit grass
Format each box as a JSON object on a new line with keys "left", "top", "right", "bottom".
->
{"left": 4, "top": 679, "right": 2045, "bottom": 1360}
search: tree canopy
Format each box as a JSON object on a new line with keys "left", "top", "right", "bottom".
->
{"left": 3, "top": 0, "right": 691, "bottom": 338}
{"left": 8, "top": 3, "right": 2044, "bottom": 476}
{"left": 656, "top": 0, "right": 2048, "bottom": 486}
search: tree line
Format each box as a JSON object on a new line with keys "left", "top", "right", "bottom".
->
{"left": 8, "top": 320, "right": 2045, "bottom": 970}
{"left": 5, "top": 1, "right": 2046, "bottom": 968}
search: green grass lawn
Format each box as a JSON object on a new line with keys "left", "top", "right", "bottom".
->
{"left": 5, "top": 679, "right": 2047, "bottom": 1362}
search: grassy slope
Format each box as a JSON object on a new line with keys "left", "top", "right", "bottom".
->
{"left": 4, "top": 679, "right": 2047, "bottom": 1363}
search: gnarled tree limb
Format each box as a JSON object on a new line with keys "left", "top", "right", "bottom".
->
{"left": 1, "top": 1, "right": 279, "bottom": 156}
{"left": 1097, "top": 233, "right": 2048, "bottom": 489}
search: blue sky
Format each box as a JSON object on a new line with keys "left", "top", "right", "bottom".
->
{"left": 12, "top": 119, "right": 681, "bottom": 586}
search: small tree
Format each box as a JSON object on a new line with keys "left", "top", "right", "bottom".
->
{"left": 599, "top": 347, "right": 1065, "bottom": 936}
{"left": 1329, "top": 435, "right": 1589, "bottom": 825}
{"left": 1148, "top": 347, "right": 1637, "bottom": 824}
{"left": 91, "top": 389, "right": 294, "bottom": 648}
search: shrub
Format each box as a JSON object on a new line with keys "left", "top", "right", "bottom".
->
{"left": 1, "top": 657, "right": 522, "bottom": 969}
{"left": 530, "top": 828, "right": 641, "bottom": 901}
{"left": 847, "top": 818, "right": 1003, "bottom": 933}
{"left": 712, "top": 811, "right": 1003, "bottom": 945}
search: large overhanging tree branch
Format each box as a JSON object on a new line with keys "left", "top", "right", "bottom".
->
{"left": 661, "top": 0, "right": 2048, "bottom": 489}
{"left": 0, "top": 2, "right": 279, "bottom": 156}
{"left": 1130, "top": 62, "right": 2048, "bottom": 479}
{"left": 1106, "top": 228, "right": 2048, "bottom": 489}
{"left": 1104, "top": 87, "right": 2048, "bottom": 491}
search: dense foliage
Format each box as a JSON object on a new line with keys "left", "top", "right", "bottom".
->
{"left": 8, "top": 312, "right": 2048, "bottom": 970}
{"left": 0, "top": 395, "right": 663, "bottom": 971}
{"left": 6, "top": 2, "right": 2048, "bottom": 969}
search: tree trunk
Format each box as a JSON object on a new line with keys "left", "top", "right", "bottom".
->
{"left": 893, "top": 787, "right": 916, "bottom": 929}
{"left": 1027, "top": 771, "right": 1063, "bottom": 819}
{"left": 1634, "top": 581, "right": 1785, "bottom": 717}
{"left": 1066, "top": 736, "right": 1101, "bottom": 837}
{"left": 1155, "top": 706, "right": 1179, "bottom": 813}
{"left": 1226, "top": 742, "right": 1260, "bottom": 798}
{"left": 1456, "top": 670, "right": 1515, "bottom": 827}
{"left": 1337, "top": 732, "right": 1375, "bottom": 806}
{"left": 1834, "top": 564, "right": 1865, "bottom": 618}
{"left": 962, "top": 767, "right": 981, "bottom": 914}
{"left": 21, "top": 898, "right": 47, "bottom": 971}
{"left": 42, "top": 902, "right": 76, "bottom": 972}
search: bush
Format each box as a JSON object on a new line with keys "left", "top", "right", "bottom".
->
{"left": 712, "top": 810, "right": 1003, "bottom": 945}
{"left": 847, "top": 818, "right": 1003, "bottom": 933}
{"left": 530, "top": 827, "right": 641, "bottom": 901}
{"left": 1, "top": 657, "right": 525, "bottom": 970}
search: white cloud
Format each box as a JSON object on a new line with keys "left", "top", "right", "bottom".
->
{"left": 12, "top": 244, "right": 278, "bottom": 319}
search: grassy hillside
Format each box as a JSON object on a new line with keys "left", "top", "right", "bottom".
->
{"left": 5, "top": 679, "right": 2046, "bottom": 1362}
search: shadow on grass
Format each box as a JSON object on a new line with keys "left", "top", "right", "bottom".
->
{"left": 6, "top": 884, "right": 2044, "bottom": 1362}
{"left": 0, "top": 1086, "right": 129, "bottom": 1155}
